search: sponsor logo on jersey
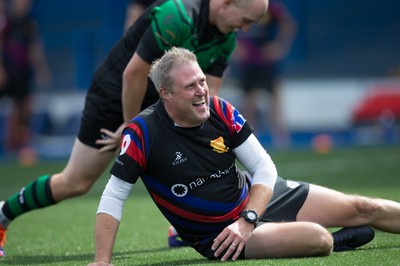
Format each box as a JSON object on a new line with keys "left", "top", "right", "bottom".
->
{"left": 210, "top": 136, "right": 229, "bottom": 153}
{"left": 171, "top": 184, "right": 188, "bottom": 197}
{"left": 170, "top": 163, "right": 235, "bottom": 197}
{"left": 172, "top": 151, "right": 187, "bottom": 166}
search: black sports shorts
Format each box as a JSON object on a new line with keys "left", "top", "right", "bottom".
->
{"left": 78, "top": 77, "right": 159, "bottom": 149}
{"left": 196, "top": 176, "right": 310, "bottom": 260}
{"left": 78, "top": 80, "right": 123, "bottom": 149}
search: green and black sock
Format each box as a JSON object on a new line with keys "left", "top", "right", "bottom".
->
{"left": 2, "top": 175, "right": 56, "bottom": 223}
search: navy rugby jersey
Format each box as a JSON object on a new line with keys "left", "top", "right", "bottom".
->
{"left": 111, "top": 96, "right": 253, "bottom": 246}
{"left": 94, "top": 0, "right": 236, "bottom": 109}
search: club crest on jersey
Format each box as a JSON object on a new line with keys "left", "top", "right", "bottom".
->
{"left": 172, "top": 151, "right": 187, "bottom": 166}
{"left": 210, "top": 136, "right": 229, "bottom": 153}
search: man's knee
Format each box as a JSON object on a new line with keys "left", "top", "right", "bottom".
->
{"left": 246, "top": 222, "right": 333, "bottom": 258}
{"left": 353, "top": 196, "right": 383, "bottom": 219}
{"left": 70, "top": 178, "right": 94, "bottom": 196}
{"left": 52, "top": 172, "right": 97, "bottom": 198}
{"left": 309, "top": 223, "right": 333, "bottom": 256}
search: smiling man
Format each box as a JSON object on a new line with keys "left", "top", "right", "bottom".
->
{"left": 89, "top": 48, "right": 400, "bottom": 265}
{"left": 0, "top": 0, "right": 270, "bottom": 257}
{"left": 156, "top": 56, "right": 210, "bottom": 126}
{"left": 88, "top": 47, "right": 332, "bottom": 265}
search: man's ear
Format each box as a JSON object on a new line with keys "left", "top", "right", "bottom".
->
{"left": 159, "top": 87, "right": 170, "bottom": 100}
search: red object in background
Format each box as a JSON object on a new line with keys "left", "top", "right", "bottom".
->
{"left": 352, "top": 86, "right": 400, "bottom": 123}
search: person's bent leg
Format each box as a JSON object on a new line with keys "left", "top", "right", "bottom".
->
{"left": 245, "top": 221, "right": 333, "bottom": 259}
{"left": 49, "top": 139, "right": 115, "bottom": 201}
{"left": 297, "top": 184, "right": 400, "bottom": 233}
{"left": 0, "top": 138, "right": 115, "bottom": 226}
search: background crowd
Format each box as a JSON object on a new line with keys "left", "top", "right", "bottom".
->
{"left": 0, "top": 0, "right": 399, "bottom": 162}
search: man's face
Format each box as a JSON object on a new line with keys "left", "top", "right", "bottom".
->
{"left": 216, "top": 0, "right": 269, "bottom": 34}
{"left": 163, "top": 61, "right": 210, "bottom": 127}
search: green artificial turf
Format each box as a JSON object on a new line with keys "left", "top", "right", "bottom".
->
{"left": 0, "top": 145, "right": 399, "bottom": 265}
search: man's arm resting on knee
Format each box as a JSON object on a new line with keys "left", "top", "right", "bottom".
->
{"left": 211, "top": 184, "right": 273, "bottom": 261}
{"left": 212, "top": 134, "right": 278, "bottom": 261}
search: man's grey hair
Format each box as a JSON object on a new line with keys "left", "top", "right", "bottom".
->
{"left": 149, "top": 47, "right": 198, "bottom": 92}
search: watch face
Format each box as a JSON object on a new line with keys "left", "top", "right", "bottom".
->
{"left": 241, "top": 210, "right": 258, "bottom": 224}
{"left": 247, "top": 211, "right": 257, "bottom": 220}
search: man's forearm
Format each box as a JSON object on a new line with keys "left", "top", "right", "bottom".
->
{"left": 122, "top": 75, "right": 147, "bottom": 123}
{"left": 94, "top": 213, "right": 120, "bottom": 263}
{"left": 122, "top": 53, "right": 152, "bottom": 123}
{"left": 244, "top": 184, "right": 273, "bottom": 218}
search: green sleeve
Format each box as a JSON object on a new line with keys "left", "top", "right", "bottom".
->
{"left": 149, "top": 0, "right": 194, "bottom": 50}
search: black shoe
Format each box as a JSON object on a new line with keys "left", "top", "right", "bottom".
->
{"left": 332, "top": 226, "right": 375, "bottom": 252}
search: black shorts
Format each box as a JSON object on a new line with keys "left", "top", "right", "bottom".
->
{"left": 78, "top": 80, "right": 123, "bottom": 149}
{"left": 195, "top": 176, "right": 310, "bottom": 260}
{"left": 78, "top": 77, "right": 159, "bottom": 149}
{"left": 262, "top": 176, "right": 310, "bottom": 222}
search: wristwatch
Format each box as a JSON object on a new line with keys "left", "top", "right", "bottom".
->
{"left": 240, "top": 210, "right": 258, "bottom": 227}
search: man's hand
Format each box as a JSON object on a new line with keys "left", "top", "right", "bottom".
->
{"left": 211, "top": 218, "right": 254, "bottom": 261}
{"left": 96, "top": 123, "right": 127, "bottom": 153}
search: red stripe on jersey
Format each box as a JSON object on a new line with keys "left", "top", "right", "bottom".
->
{"left": 151, "top": 192, "right": 249, "bottom": 223}
{"left": 213, "top": 97, "right": 234, "bottom": 136}
{"left": 125, "top": 123, "right": 146, "bottom": 168}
